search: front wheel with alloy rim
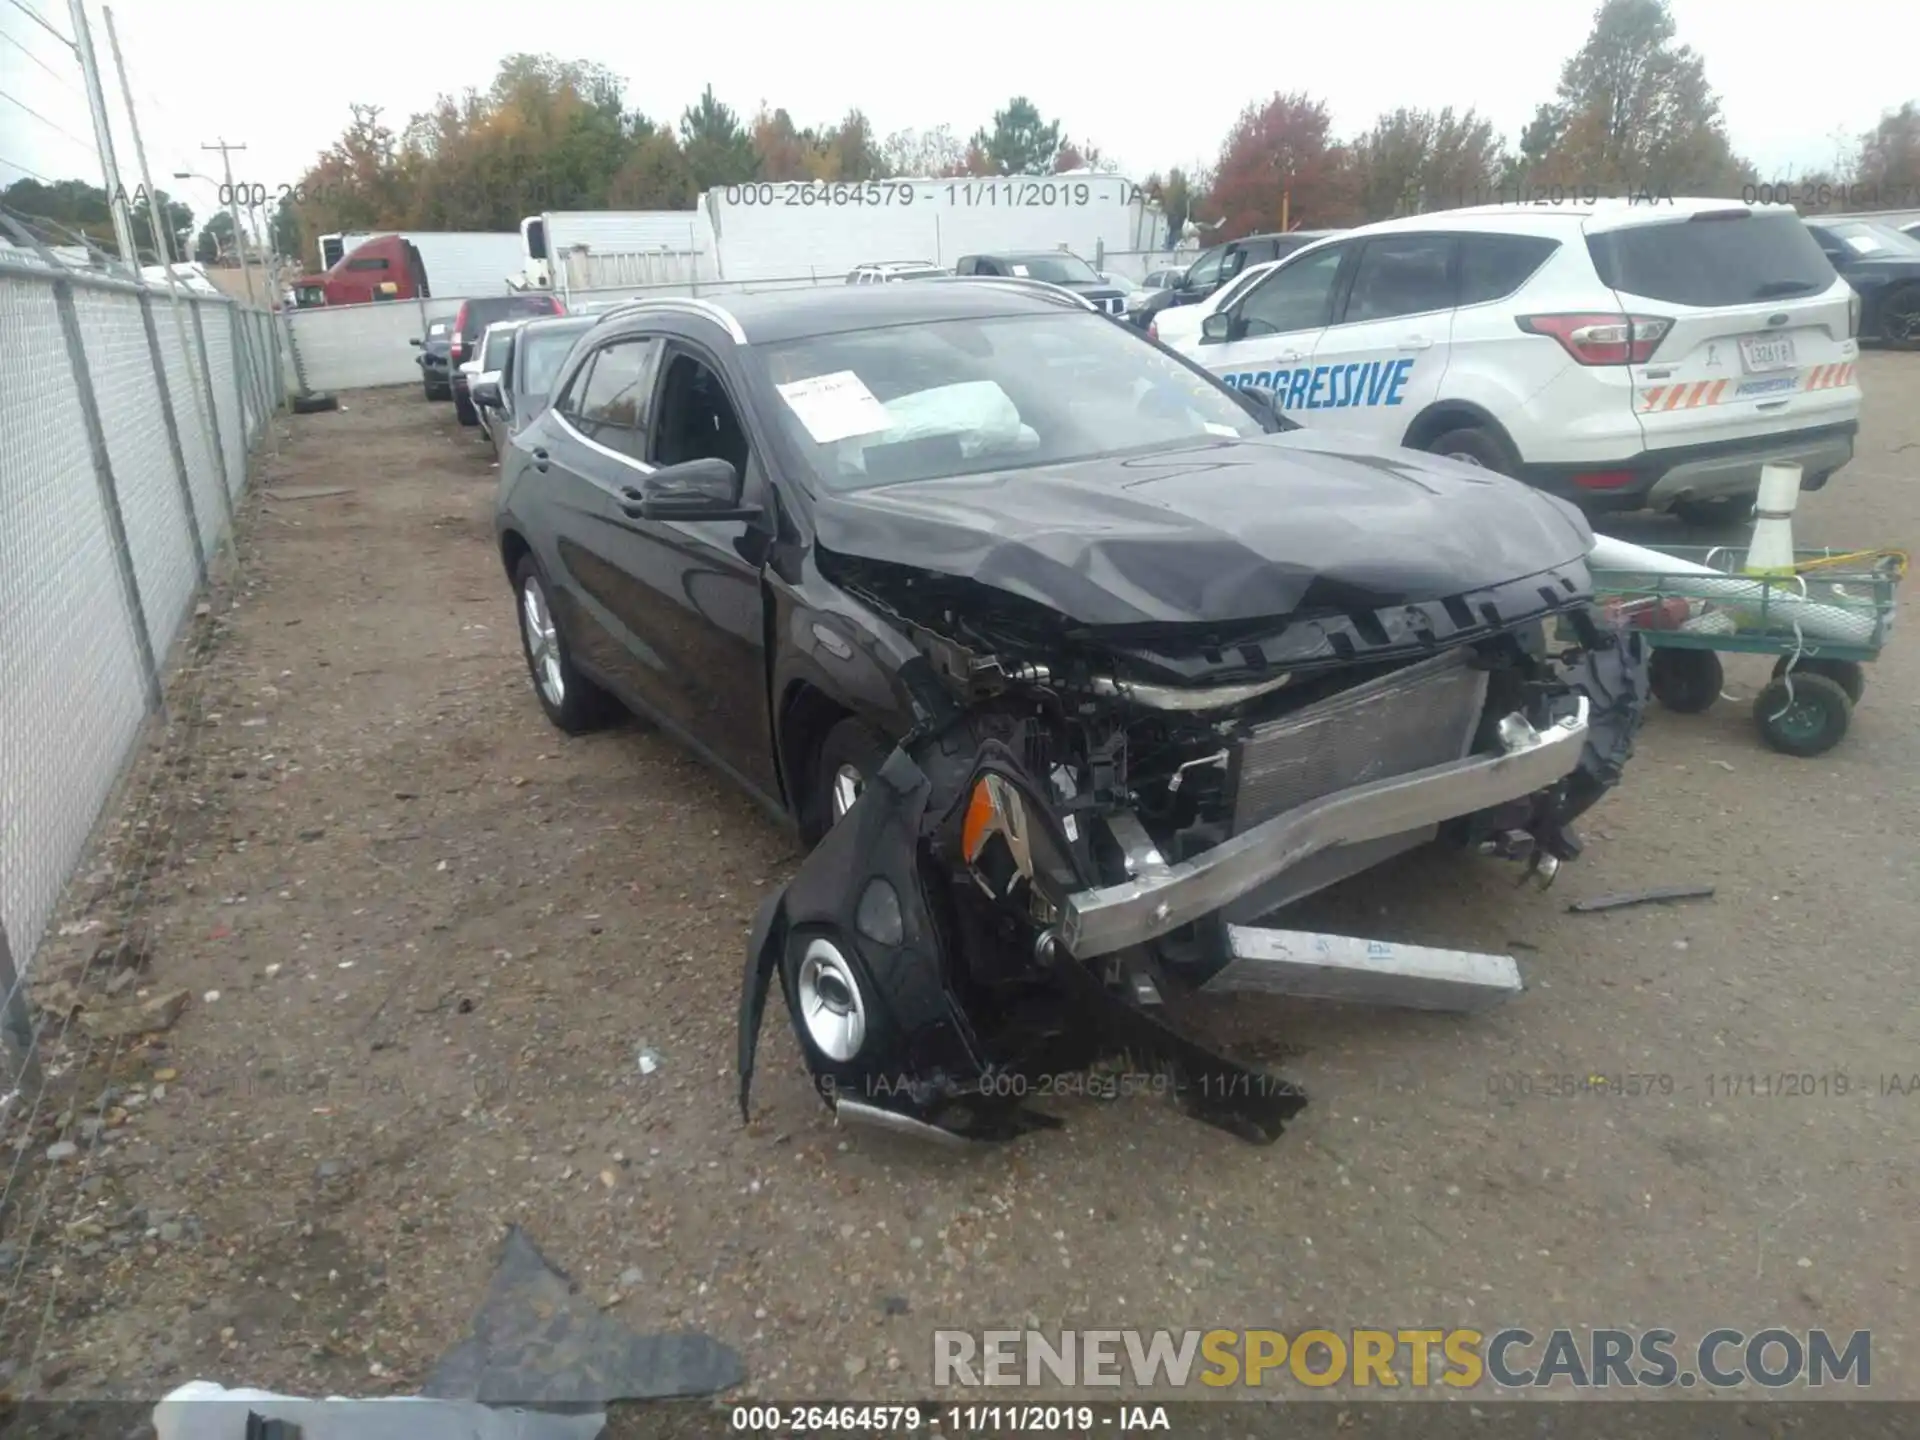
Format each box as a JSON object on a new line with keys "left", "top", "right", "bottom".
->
{"left": 803, "top": 717, "right": 891, "bottom": 845}
{"left": 1424, "top": 426, "right": 1515, "bottom": 475}
{"left": 513, "top": 555, "right": 616, "bottom": 734}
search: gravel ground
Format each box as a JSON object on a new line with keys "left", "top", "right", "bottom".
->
{"left": 2, "top": 359, "right": 1916, "bottom": 1406}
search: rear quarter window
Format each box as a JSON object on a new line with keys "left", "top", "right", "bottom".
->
{"left": 1586, "top": 213, "right": 1837, "bottom": 306}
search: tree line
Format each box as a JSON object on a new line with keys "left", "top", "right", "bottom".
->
{"left": 5, "top": 0, "right": 1917, "bottom": 270}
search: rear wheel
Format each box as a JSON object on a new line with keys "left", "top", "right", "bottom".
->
{"left": 1424, "top": 426, "right": 1515, "bottom": 475}
{"left": 1880, "top": 283, "right": 1920, "bottom": 351}
{"left": 513, "top": 555, "right": 616, "bottom": 735}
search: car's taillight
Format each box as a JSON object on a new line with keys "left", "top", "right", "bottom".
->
{"left": 1517, "top": 312, "right": 1672, "bottom": 365}
{"left": 450, "top": 305, "right": 468, "bottom": 358}
{"left": 1572, "top": 470, "right": 1640, "bottom": 490}
{"left": 1147, "top": 319, "right": 1159, "bottom": 341}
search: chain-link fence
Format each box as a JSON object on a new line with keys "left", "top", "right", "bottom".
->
{"left": 0, "top": 247, "right": 282, "bottom": 1084}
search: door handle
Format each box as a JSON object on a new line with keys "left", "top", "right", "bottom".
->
{"left": 1276, "top": 349, "right": 1306, "bottom": 363}
{"left": 530, "top": 447, "right": 549, "bottom": 472}
{"left": 1399, "top": 335, "right": 1434, "bottom": 351}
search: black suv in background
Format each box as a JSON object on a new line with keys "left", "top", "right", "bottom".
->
{"left": 410, "top": 313, "right": 456, "bottom": 401}
{"left": 953, "top": 251, "right": 1129, "bottom": 317}
{"left": 451, "top": 294, "right": 568, "bottom": 424}
{"left": 1129, "top": 230, "right": 1343, "bottom": 330}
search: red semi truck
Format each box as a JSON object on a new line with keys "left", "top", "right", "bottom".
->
{"left": 291, "top": 234, "right": 429, "bottom": 307}
{"left": 292, "top": 230, "right": 525, "bottom": 307}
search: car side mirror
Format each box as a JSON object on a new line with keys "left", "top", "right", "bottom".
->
{"left": 471, "top": 379, "right": 502, "bottom": 408}
{"left": 1201, "top": 311, "right": 1235, "bottom": 344}
{"left": 632, "top": 457, "right": 758, "bottom": 521}
{"left": 409, "top": 337, "right": 423, "bottom": 347}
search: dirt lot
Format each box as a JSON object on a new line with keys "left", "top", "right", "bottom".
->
{"left": 3, "top": 360, "right": 1918, "bottom": 1407}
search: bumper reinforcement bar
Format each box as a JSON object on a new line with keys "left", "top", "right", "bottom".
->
{"left": 1057, "top": 698, "right": 1591, "bottom": 959}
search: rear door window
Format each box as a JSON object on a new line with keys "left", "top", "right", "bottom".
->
{"left": 1586, "top": 212, "right": 1836, "bottom": 306}
{"left": 1457, "top": 234, "right": 1560, "bottom": 305}
{"left": 1340, "top": 235, "right": 1458, "bottom": 323}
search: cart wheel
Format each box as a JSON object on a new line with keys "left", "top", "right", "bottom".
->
{"left": 1752, "top": 673, "right": 1851, "bottom": 757}
{"left": 1771, "top": 655, "right": 1865, "bottom": 704}
{"left": 1649, "top": 649, "right": 1724, "bottom": 713}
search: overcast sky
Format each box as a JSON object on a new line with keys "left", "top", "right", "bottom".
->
{"left": 1, "top": 0, "right": 1900, "bottom": 248}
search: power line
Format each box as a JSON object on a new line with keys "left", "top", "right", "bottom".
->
{"left": 0, "top": 24, "right": 83, "bottom": 94}
{"left": 0, "top": 86, "right": 97, "bottom": 156}
{"left": 1, "top": 0, "right": 68, "bottom": 48}
{"left": 0, "top": 151, "right": 57, "bottom": 183}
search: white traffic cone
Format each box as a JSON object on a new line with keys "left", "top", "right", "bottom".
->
{"left": 1742, "top": 462, "right": 1802, "bottom": 576}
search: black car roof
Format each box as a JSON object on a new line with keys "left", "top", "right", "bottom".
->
{"left": 594, "top": 280, "right": 1087, "bottom": 346}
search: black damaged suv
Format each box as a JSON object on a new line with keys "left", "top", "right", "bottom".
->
{"left": 493, "top": 280, "right": 1644, "bottom": 1145}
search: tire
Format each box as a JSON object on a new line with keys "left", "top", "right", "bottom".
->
{"left": 454, "top": 389, "right": 479, "bottom": 427}
{"left": 1671, "top": 494, "right": 1753, "bottom": 527}
{"left": 1771, "top": 655, "right": 1865, "bottom": 704}
{"left": 1648, "top": 647, "right": 1724, "bottom": 714}
{"left": 291, "top": 391, "right": 337, "bottom": 414}
{"left": 1424, "top": 426, "right": 1515, "bottom": 476}
{"left": 802, "top": 717, "right": 891, "bottom": 845}
{"left": 512, "top": 555, "right": 616, "bottom": 735}
{"left": 422, "top": 378, "right": 435, "bottom": 402}
{"left": 1879, "top": 282, "right": 1920, "bottom": 351}
{"left": 1752, "top": 672, "right": 1851, "bottom": 757}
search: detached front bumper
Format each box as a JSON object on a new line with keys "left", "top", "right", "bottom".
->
{"left": 1059, "top": 698, "right": 1591, "bottom": 960}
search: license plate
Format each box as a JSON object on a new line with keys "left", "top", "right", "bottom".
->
{"left": 1739, "top": 334, "right": 1797, "bottom": 373}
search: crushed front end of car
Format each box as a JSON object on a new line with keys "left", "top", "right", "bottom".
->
{"left": 738, "top": 550, "right": 1647, "bottom": 1146}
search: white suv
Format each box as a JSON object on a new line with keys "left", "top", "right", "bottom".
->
{"left": 846, "top": 260, "right": 947, "bottom": 285}
{"left": 1160, "top": 200, "right": 1862, "bottom": 521}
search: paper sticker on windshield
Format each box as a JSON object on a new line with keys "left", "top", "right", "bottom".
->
{"left": 1010, "top": 264, "right": 1030, "bottom": 277}
{"left": 1203, "top": 422, "right": 1239, "bottom": 436}
{"left": 1844, "top": 235, "right": 1883, "bottom": 254}
{"left": 776, "top": 371, "right": 893, "bottom": 444}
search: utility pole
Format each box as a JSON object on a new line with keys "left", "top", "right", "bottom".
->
{"left": 103, "top": 4, "right": 222, "bottom": 532}
{"left": 67, "top": 0, "right": 138, "bottom": 266}
{"left": 203, "top": 138, "right": 262, "bottom": 308}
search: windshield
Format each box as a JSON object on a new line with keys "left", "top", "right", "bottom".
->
{"left": 1825, "top": 221, "right": 1920, "bottom": 256}
{"left": 1005, "top": 253, "right": 1101, "bottom": 285}
{"left": 521, "top": 327, "right": 590, "bottom": 396}
{"left": 760, "top": 312, "right": 1265, "bottom": 492}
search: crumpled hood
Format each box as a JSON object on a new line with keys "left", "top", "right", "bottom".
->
{"left": 812, "top": 431, "right": 1594, "bottom": 627}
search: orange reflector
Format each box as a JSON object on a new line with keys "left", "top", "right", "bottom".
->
{"left": 962, "top": 780, "right": 995, "bottom": 862}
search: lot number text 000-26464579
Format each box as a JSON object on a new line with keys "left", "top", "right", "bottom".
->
{"left": 720, "top": 180, "right": 1145, "bottom": 208}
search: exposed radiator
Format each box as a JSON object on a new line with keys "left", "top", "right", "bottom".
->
{"left": 1227, "top": 648, "right": 1490, "bottom": 835}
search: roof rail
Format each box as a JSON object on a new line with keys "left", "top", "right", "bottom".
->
{"left": 931, "top": 275, "right": 1099, "bottom": 312}
{"left": 592, "top": 294, "right": 749, "bottom": 344}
